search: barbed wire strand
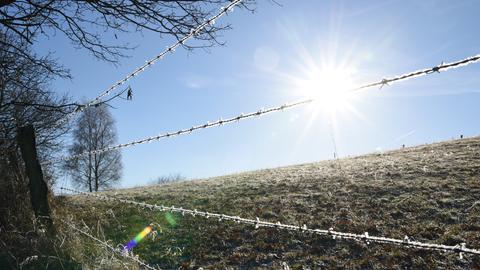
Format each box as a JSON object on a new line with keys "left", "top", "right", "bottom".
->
{"left": 60, "top": 218, "right": 159, "bottom": 270}
{"left": 45, "top": 99, "right": 313, "bottom": 164}
{"left": 49, "top": 53, "right": 480, "bottom": 164}
{"left": 61, "top": 187, "right": 480, "bottom": 258}
{"left": 55, "top": 0, "right": 243, "bottom": 127}
{"left": 353, "top": 54, "right": 480, "bottom": 90}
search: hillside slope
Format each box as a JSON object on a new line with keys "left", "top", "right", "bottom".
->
{"left": 60, "top": 137, "right": 480, "bottom": 269}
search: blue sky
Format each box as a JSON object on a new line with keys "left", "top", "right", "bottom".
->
{"left": 39, "top": 0, "right": 480, "bottom": 188}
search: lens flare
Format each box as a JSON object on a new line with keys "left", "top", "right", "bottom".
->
{"left": 165, "top": 212, "right": 177, "bottom": 226}
{"left": 124, "top": 225, "right": 153, "bottom": 251}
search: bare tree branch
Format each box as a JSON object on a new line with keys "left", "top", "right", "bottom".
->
{"left": 1, "top": 0, "right": 255, "bottom": 63}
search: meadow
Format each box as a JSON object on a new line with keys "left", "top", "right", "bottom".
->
{"left": 57, "top": 137, "right": 480, "bottom": 269}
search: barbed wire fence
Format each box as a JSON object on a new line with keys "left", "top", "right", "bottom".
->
{"left": 60, "top": 218, "right": 159, "bottom": 270}
{"left": 61, "top": 187, "right": 480, "bottom": 258}
{"left": 47, "top": 53, "right": 480, "bottom": 165}
{"left": 54, "top": 0, "right": 243, "bottom": 128}
{"left": 14, "top": 0, "right": 477, "bottom": 265}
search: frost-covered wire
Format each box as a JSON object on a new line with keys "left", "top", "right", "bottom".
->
{"left": 60, "top": 218, "right": 158, "bottom": 270}
{"left": 353, "top": 54, "right": 480, "bottom": 90}
{"left": 45, "top": 99, "right": 312, "bottom": 164}
{"left": 62, "top": 187, "right": 480, "bottom": 258}
{"left": 49, "top": 53, "right": 480, "bottom": 164}
{"left": 56, "top": 0, "right": 243, "bottom": 127}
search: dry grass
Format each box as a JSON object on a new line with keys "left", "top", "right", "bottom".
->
{"left": 60, "top": 137, "right": 480, "bottom": 269}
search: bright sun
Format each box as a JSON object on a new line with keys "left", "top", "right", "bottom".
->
{"left": 297, "top": 66, "right": 356, "bottom": 113}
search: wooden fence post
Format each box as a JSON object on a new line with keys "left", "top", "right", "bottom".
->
{"left": 16, "top": 124, "right": 54, "bottom": 234}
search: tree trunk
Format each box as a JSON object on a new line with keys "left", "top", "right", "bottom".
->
{"left": 16, "top": 124, "right": 54, "bottom": 234}
{"left": 94, "top": 176, "right": 98, "bottom": 192}
{"left": 88, "top": 151, "right": 92, "bottom": 192}
{"left": 94, "top": 153, "right": 99, "bottom": 192}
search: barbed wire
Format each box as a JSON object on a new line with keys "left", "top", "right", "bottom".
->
{"left": 45, "top": 99, "right": 313, "bottom": 164}
{"left": 59, "top": 218, "right": 159, "bottom": 270}
{"left": 55, "top": 0, "right": 243, "bottom": 127}
{"left": 353, "top": 54, "right": 480, "bottom": 90}
{"left": 48, "top": 53, "right": 480, "bottom": 164}
{"left": 61, "top": 187, "right": 480, "bottom": 258}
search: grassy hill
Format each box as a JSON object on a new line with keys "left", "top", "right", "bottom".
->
{"left": 57, "top": 137, "right": 480, "bottom": 269}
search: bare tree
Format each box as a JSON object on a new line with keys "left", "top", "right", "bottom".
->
{"left": 0, "top": 0, "right": 253, "bottom": 63}
{"left": 0, "top": 33, "right": 71, "bottom": 188}
{"left": 1, "top": 0, "right": 255, "bottom": 121}
{"left": 65, "top": 104, "right": 122, "bottom": 192}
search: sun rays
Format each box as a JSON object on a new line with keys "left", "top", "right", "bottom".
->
{"left": 265, "top": 36, "right": 372, "bottom": 158}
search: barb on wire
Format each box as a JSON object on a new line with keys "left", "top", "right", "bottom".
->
{"left": 60, "top": 218, "right": 158, "bottom": 270}
{"left": 45, "top": 99, "right": 312, "bottom": 164}
{"left": 62, "top": 187, "right": 480, "bottom": 258}
{"left": 55, "top": 0, "right": 243, "bottom": 127}
{"left": 49, "top": 53, "right": 480, "bottom": 164}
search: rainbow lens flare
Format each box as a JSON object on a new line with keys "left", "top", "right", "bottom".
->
{"left": 124, "top": 225, "right": 153, "bottom": 251}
